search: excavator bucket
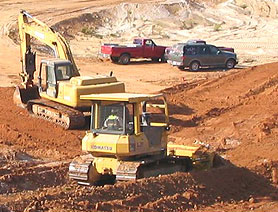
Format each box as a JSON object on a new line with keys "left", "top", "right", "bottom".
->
{"left": 13, "top": 85, "right": 40, "bottom": 108}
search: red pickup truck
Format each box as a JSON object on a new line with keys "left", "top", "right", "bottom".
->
{"left": 101, "top": 38, "right": 167, "bottom": 65}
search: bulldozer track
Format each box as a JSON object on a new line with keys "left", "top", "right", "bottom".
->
{"left": 116, "top": 157, "right": 192, "bottom": 181}
{"left": 68, "top": 154, "right": 95, "bottom": 185}
{"left": 26, "top": 99, "right": 85, "bottom": 129}
{"left": 69, "top": 155, "right": 193, "bottom": 185}
{"left": 116, "top": 161, "right": 141, "bottom": 181}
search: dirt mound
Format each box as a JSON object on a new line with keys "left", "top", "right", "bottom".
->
{"left": 1, "top": 63, "right": 278, "bottom": 212}
{"left": 52, "top": 13, "right": 104, "bottom": 39}
{"left": 1, "top": 59, "right": 278, "bottom": 212}
{"left": 0, "top": 87, "right": 83, "bottom": 160}
{"left": 0, "top": 146, "right": 68, "bottom": 194}
{"left": 164, "top": 62, "right": 278, "bottom": 168}
{"left": 4, "top": 166, "right": 277, "bottom": 212}
{"left": 50, "top": 1, "right": 207, "bottom": 40}
{"left": 235, "top": 0, "right": 278, "bottom": 18}
{"left": 0, "top": 205, "right": 10, "bottom": 212}
{"left": 0, "top": 161, "right": 68, "bottom": 194}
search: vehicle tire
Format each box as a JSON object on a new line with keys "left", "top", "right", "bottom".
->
{"left": 160, "top": 55, "right": 167, "bottom": 63}
{"left": 119, "top": 54, "right": 130, "bottom": 65}
{"left": 151, "top": 57, "right": 159, "bottom": 62}
{"left": 110, "top": 56, "right": 119, "bottom": 63}
{"left": 189, "top": 61, "right": 200, "bottom": 71}
{"left": 225, "top": 59, "right": 236, "bottom": 69}
{"left": 178, "top": 66, "right": 184, "bottom": 70}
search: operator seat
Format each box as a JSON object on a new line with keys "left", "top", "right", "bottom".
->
{"left": 56, "top": 69, "right": 63, "bottom": 80}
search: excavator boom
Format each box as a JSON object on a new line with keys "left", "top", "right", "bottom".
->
{"left": 15, "top": 10, "right": 81, "bottom": 107}
{"left": 14, "top": 11, "right": 125, "bottom": 129}
{"left": 18, "top": 10, "right": 79, "bottom": 88}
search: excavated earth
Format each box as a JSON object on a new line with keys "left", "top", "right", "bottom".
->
{"left": 1, "top": 0, "right": 278, "bottom": 211}
{"left": 1, "top": 63, "right": 278, "bottom": 211}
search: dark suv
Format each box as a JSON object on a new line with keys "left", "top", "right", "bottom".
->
{"left": 167, "top": 43, "right": 237, "bottom": 71}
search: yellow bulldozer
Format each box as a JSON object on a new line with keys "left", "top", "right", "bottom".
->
{"left": 14, "top": 11, "right": 125, "bottom": 129}
{"left": 69, "top": 93, "right": 215, "bottom": 185}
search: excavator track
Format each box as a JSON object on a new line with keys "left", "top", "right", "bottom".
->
{"left": 27, "top": 99, "right": 85, "bottom": 129}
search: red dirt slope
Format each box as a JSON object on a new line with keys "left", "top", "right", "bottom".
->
{"left": 164, "top": 63, "right": 278, "bottom": 168}
{"left": 1, "top": 62, "right": 278, "bottom": 212}
{"left": 0, "top": 87, "right": 83, "bottom": 160}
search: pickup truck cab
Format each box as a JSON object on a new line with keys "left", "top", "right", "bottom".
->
{"left": 101, "top": 38, "right": 167, "bottom": 65}
{"left": 167, "top": 42, "right": 237, "bottom": 71}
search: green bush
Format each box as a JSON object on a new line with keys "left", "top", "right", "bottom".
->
{"left": 81, "top": 26, "right": 103, "bottom": 39}
{"left": 181, "top": 19, "right": 197, "bottom": 30}
{"left": 213, "top": 23, "right": 222, "bottom": 31}
{"left": 240, "top": 4, "right": 248, "bottom": 9}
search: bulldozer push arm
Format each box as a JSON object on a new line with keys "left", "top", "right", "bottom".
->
{"left": 18, "top": 10, "right": 79, "bottom": 87}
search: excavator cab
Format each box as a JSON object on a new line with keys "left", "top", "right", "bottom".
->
{"left": 13, "top": 10, "right": 79, "bottom": 108}
{"left": 14, "top": 58, "right": 74, "bottom": 106}
{"left": 38, "top": 59, "right": 73, "bottom": 98}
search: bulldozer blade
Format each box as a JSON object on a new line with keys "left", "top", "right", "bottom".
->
{"left": 13, "top": 85, "right": 40, "bottom": 108}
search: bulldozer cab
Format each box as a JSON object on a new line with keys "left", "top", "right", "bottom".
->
{"left": 90, "top": 101, "right": 134, "bottom": 135}
{"left": 81, "top": 93, "right": 169, "bottom": 153}
{"left": 38, "top": 59, "right": 73, "bottom": 98}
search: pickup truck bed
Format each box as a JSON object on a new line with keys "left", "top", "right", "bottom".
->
{"left": 101, "top": 38, "right": 167, "bottom": 65}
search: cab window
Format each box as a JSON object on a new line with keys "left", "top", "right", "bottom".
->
{"left": 46, "top": 65, "right": 55, "bottom": 84}
{"left": 92, "top": 102, "right": 134, "bottom": 135}
{"left": 209, "top": 46, "right": 219, "bottom": 54}
{"left": 184, "top": 46, "right": 197, "bottom": 55}
{"left": 145, "top": 40, "right": 154, "bottom": 46}
{"left": 133, "top": 39, "right": 143, "bottom": 45}
{"left": 55, "top": 65, "right": 72, "bottom": 81}
{"left": 199, "top": 46, "right": 209, "bottom": 55}
{"left": 141, "top": 98, "right": 167, "bottom": 125}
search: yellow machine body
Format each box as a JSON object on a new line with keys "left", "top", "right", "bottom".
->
{"left": 82, "top": 131, "right": 167, "bottom": 157}
{"left": 14, "top": 11, "right": 125, "bottom": 128}
{"left": 69, "top": 93, "right": 214, "bottom": 185}
{"left": 80, "top": 93, "right": 168, "bottom": 157}
{"left": 40, "top": 76, "right": 125, "bottom": 109}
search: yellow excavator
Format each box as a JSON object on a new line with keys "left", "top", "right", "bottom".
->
{"left": 69, "top": 93, "right": 215, "bottom": 185}
{"left": 14, "top": 10, "right": 125, "bottom": 129}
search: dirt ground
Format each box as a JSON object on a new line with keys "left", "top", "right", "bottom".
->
{"left": 1, "top": 0, "right": 278, "bottom": 211}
